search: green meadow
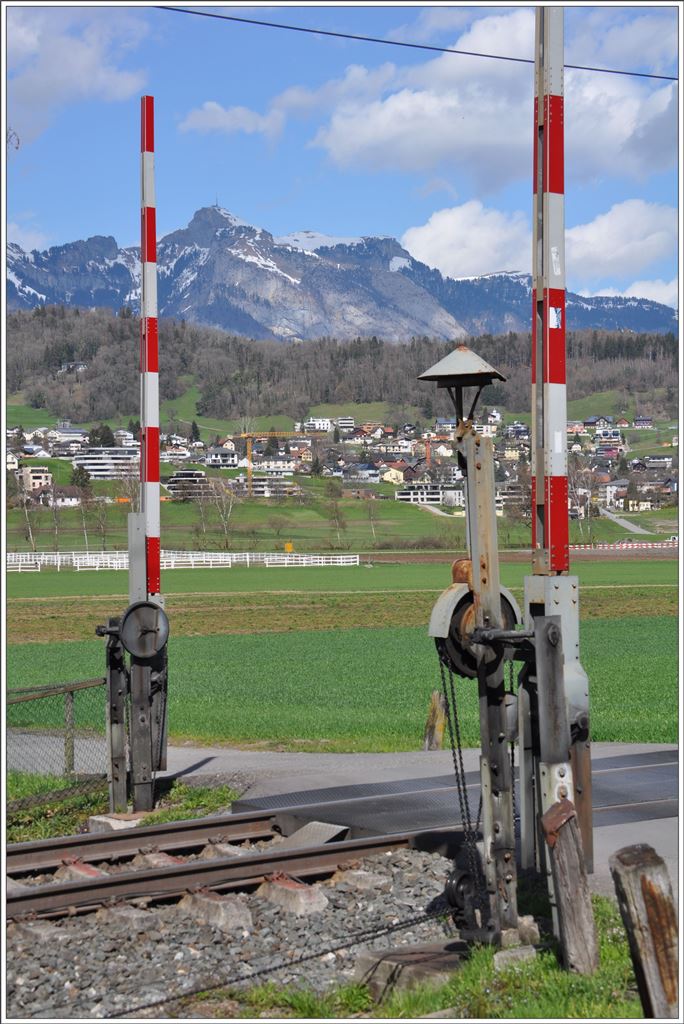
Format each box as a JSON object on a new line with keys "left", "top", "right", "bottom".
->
{"left": 6, "top": 615, "right": 678, "bottom": 750}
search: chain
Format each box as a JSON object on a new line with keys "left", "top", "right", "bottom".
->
{"left": 109, "top": 903, "right": 453, "bottom": 1019}
{"left": 507, "top": 659, "right": 517, "bottom": 831}
{"left": 438, "top": 659, "right": 486, "bottom": 911}
{"left": 151, "top": 666, "right": 168, "bottom": 796}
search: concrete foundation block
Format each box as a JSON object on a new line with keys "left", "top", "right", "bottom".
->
{"left": 256, "top": 873, "right": 329, "bottom": 916}
{"left": 330, "top": 868, "right": 392, "bottom": 892}
{"left": 55, "top": 859, "right": 108, "bottom": 881}
{"left": 355, "top": 941, "right": 468, "bottom": 1001}
{"left": 95, "top": 903, "right": 157, "bottom": 926}
{"left": 178, "top": 891, "right": 253, "bottom": 932}
{"left": 88, "top": 812, "right": 149, "bottom": 833}
{"left": 517, "top": 914, "right": 540, "bottom": 946}
{"left": 493, "top": 945, "right": 537, "bottom": 971}
{"left": 131, "top": 850, "right": 184, "bottom": 869}
{"left": 198, "top": 842, "right": 247, "bottom": 860}
{"left": 6, "top": 876, "right": 30, "bottom": 896}
{"left": 8, "top": 921, "right": 69, "bottom": 942}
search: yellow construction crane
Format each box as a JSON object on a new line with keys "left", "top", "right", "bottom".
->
{"left": 237, "top": 431, "right": 327, "bottom": 496}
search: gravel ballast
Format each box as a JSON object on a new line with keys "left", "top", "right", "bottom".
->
{"left": 6, "top": 847, "right": 457, "bottom": 1019}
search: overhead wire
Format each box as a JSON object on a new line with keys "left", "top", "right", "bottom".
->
{"left": 156, "top": 6, "right": 678, "bottom": 82}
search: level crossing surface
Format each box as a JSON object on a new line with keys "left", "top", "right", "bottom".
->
{"left": 158, "top": 742, "right": 679, "bottom": 905}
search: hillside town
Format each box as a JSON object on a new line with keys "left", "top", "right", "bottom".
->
{"left": 6, "top": 407, "right": 678, "bottom": 529}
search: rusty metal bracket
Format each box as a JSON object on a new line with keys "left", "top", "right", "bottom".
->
{"left": 541, "top": 797, "right": 577, "bottom": 848}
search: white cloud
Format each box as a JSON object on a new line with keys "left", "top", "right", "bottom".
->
{"left": 566, "top": 9, "right": 678, "bottom": 77}
{"left": 401, "top": 200, "right": 530, "bottom": 278}
{"left": 313, "top": 10, "right": 534, "bottom": 188}
{"left": 580, "top": 279, "right": 678, "bottom": 309}
{"left": 179, "top": 101, "right": 284, "bottom": 138}
{"left": 387, "top": 6, "right": 478, "bottom": 43}
{"left": 7, "top": 221, "right": 50, "bottom": 251}
{"left": 176, "top": 7, "right": 676, "bottom": 189}
{"left": 314, "top": 11, "right": 676, "bottom": 186}
{"left": 566, "top": 200, "right": 677, "bottom": 282}
{"left": 7, "top": 8, "right": 148, "bottom": 143}
{"left": 179, "top": 62, "right": 396, "bottom": 139}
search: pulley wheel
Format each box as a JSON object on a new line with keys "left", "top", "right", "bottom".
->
{"left": 445, "top": 868, "right": 475, "bottom": 911}
{"left": 435, "top": 590, "right": 518, "bottom": 679}
{"left": 120, "top": 601, "right": 170, "bottom": 659}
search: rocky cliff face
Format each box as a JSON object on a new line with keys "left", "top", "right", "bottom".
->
{"left": 7, "top": 206, "right": 678, "bottom": 338}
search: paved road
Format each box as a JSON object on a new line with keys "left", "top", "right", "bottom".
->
{"left": 599, "top": 506, "right": 652, "bottom": 534}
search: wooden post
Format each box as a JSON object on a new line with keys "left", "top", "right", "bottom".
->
{"left": 609, "top": 844, "right": 678, "bottom": 1019}
{"left": 541, "top": 797, "right": 598, "bottom": 974}
{"left": 423, "top": 690, "right": 447, "bottom": 750}
{"left": 64, "top": 689, "right": 75, "bottom": 775}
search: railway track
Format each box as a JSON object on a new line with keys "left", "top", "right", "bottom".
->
{"left": 7, "top": 805, "right": 459, "bottom": 921}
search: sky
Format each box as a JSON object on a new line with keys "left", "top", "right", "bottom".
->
{"left": 4, "top": 3, "right": 681, "bottom": 307}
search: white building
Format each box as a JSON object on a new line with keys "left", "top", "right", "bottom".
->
{"left": 17, "top": 465, "right": 53, "bottom": 491}
{"left": 335, "top": 416, "right": 355, "bottom": 430}
{"left": 47, "top": 426, "right": 90, "bottom": 445}
{"left": 205, "top": 447, "right": 239, "bottom": 468}
{"left": 473, "top": 423, "right": 498, "bottom": 438}
{"left": 72, "top": 447, "right": 140, "bottom": 480}
{"left": 302, "top": 417, "right": 332, "bottom": 432}
{"left": 165, "top": 469, "right": 215, "bottom": 499}
{"left": 113, "top": 429, "right": 136, "bottom": 446}
{"left": 6, "top": 451, "right": 19, "bottom": 472}
{"left": 160, "top": 446, "right": 191, "bottom": 463}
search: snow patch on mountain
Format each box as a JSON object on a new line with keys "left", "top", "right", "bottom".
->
{"left": 389, "top": 256, "right": 411, "bottom": 272}
{"left": 275, "top": 230, "right": 363, "bottom": 251}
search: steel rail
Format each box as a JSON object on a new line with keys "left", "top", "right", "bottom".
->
{"left": 6, "top": 807, "right": 277, "bottom": 875}
{"left": 7, "top": 828, "right": 446, "bottom": 920}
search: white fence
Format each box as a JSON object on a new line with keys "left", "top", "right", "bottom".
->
{"left": 569, "top": 540, "right": 678, "bottom": 551}
{"left": 6, "top": 550, "right": 360, "bottom": 571}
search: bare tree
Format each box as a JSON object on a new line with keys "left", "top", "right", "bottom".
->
{"left": 78, "top": 491, "right": 91, "bottom": 552}
{"left": 326, "top": 498, "right": 348, "bottom": 548}
{"left": 90, "top": 497, "right": 109, "bottom": 551}
{"left": 48, "top": 481, "right": 62, "bottom": 552}
{"left": 367, "top": 497, "right": 379, "bottom": 544}
{"left": 267, "top": 514, "right": 289, "bottom": 539}
{"left": 194, "top": 492, "right": 211, "bottom": 547}
{"left": 116, "top": 469, "right": 140, "bottom": 512}
{"left": 210, "top": 478, "right": 239, "bottom": 548}
{"left": 19, "top": 486, "right": 40, "bottom": 552}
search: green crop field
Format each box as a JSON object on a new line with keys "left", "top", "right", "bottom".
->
{"left": 6, "top": 613, "right": 678, "bottom": 750}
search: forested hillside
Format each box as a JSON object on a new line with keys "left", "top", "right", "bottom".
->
{"left": 6, "top": 305, "right": 679, "bottom": 424}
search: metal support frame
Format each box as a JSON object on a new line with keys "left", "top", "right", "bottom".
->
{"left": 105, "top": 618, "right": 128, "bottom": 812}
{"left": 129, "top": 660, "right": 155, "bottom": 812}
{"left": 460, "top": 429, "right": 518, "bottom": 935}
{"left": 112, "top": 94, "right": 167, "bottom": 813}
{"left": 526, "top": 5, "right": 593, "bottom": 874}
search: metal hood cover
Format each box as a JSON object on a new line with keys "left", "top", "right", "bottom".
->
{"left": 418, "top": 344, "right": 506, "bottom": 387}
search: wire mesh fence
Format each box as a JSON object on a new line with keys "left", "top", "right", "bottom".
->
{"left": 7, "top": 678, "right": 110, "bottom": 812}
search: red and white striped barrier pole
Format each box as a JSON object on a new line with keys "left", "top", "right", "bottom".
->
{"left": 531, "top": 8, "right": 568, "bottom": 574}
{"left": 140, "top": 95, "right": 161, "bottom": 601}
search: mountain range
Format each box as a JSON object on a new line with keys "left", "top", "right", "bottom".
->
{"left": 7, "top": 206, "right": 678, "bottom": 340}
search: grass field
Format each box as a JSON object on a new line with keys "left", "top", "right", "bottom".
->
{"left": 6, "top": 557, "right": 678, "bottom": 599}
{"left": 6, "top": 614, "right": 678, "bottom": 750}
{"left": 6, "top": 557, "right": 678, "bottom": 750}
